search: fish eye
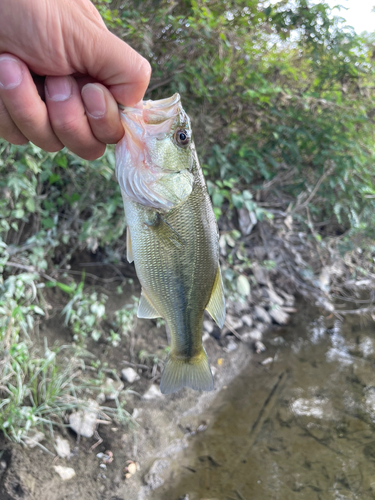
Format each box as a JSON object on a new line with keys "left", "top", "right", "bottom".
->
{"left": 174, "top": 128, "right": 190, "bottom": 147}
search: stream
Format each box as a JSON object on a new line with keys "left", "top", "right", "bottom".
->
{"left": 153, "top": 302, "right": 375, "bottom": 500}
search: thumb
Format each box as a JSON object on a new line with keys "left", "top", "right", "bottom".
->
{"left": 83, "top": 28, "right": 151, "bottom": 107}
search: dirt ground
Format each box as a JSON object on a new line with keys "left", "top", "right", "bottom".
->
{"left": 0, "top": 258, "right": 261, "bottom": 500}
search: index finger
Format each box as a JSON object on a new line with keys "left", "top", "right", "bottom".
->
{"left": 84, "top": 30, "right": 151, "bottom": 107}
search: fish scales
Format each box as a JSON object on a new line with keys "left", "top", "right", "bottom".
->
{"left": 116, "top": 94, "right": 225, "bottom": 394}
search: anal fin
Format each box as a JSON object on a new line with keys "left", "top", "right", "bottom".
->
{"left": 137, "top": 290, "right": 162, "bottom": 319}
{"left": 205, "top": 265, "right": 226, "bottom": 328}
{"left": 126, "top": 227, "right": 134, "bottom": 263}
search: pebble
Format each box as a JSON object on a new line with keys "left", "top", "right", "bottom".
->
{"left": 202, "top": 332, "right": 210, "bottom": 342}
{"left": 203, "top": 320, "right": 214, "bottom": 333}
{"left": 96, "top": 392, "right": 106, "bottom": 405}
{"left": 279, "top": 290, "right": 295, "bottom": 307}
{"left": 252, "top": 265, "right": 268, "bottom": 286}
{"left": 225, "top": 314, "right": 243, "bottom": 330}
{"left": 238, "top": 207, "right": 257, "bottom": 235}
{"left": 55, "top": 436, "right": 70, "bottom": 458}
{"left": 225, "top": 339, "right": 238, "bottom": 352}
{"left": 53, "top": 466, "right": 76, "bottom": 481}
{"left": 143, "top": 384, "right": 163, "bottom": 400}
{"left": 254, "top": 306, "right": 271, "bottom": 324}
{"left": 69, "top": 399, "right": 99, "bottom": 438}
{"left": 261, "top": 357, "right": 274, "bottom": 365}
{"left": 269, "top": 307, "right": 290, "bottom": 325}
{"left": 241, "top": 329, "right": 263, "bottom": 342}
{"left": 264, "top": 288, "right": 284, "bottom": 306}
{"left": 121, "top": 367, "right": 140, "bottom": 383}
{"left": 242, "top": 314, "right": 253, "bottom": 328}
{"left": 24, "top": 431, "right": 45, "bottom": 448}
{"left": 103, "top": 378, "right": 124, "bottom": 400}
{"left": 255, "top": 341, "right": 266, "bottom": 353}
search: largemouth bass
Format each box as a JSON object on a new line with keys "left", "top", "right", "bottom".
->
{"left": 115, "top": 94, "right": 225, "bottom": 394}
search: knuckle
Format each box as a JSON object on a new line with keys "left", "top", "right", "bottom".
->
{"left": 51, "top": 114, "right": 83, "bottom": 136}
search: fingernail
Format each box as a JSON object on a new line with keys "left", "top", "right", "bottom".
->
{"left": 82, "top": 84, "right": 106, "bottom": 118}
{"left": 0, "top": 56, "right": 23, "bottom": 90}
{"left": 46, "top": 76, "right": 72, "bottom": 102}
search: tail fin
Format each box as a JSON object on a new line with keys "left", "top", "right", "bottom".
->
{"left": 160, "top": 348, "right": 214, "bottom": 395}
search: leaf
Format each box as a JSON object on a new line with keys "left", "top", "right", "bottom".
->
{"left": 33, "top": 306, "right": 45, "bottom": 316}
{"left": 25, "top": 198, "right": 35, "bottom": 213}
{"left": 236, "top": 275, "right": 251, "bottom": 297}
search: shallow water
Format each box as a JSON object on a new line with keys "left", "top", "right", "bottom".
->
{"left": 155, "top": 303, "right": 375, "bottom": 500}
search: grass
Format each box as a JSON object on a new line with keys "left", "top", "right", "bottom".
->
{"left": 0, "top": 268, "right": 138, "bottom": 443}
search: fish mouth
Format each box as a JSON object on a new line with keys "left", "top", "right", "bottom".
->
{"left": 118, "top": 94, "right": 182, "bottom": 125}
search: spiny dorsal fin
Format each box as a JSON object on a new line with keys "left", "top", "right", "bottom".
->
{"left": 205, "top": 265, "right": 226, "bottom": 328}
{"left": 126, "top": 227, "right": 134, "bottom": 263}
{"left": 137, "top": 290, "right": 162, "bottom": 319}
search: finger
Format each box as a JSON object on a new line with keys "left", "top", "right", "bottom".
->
{"left": 83, "top": 29, "right": 151, "bottom": 107}
{"left": 0, "top": 54, "right": 63, "bottom": 152}
{"left": 0, "top": 95, "right": 28, "bottom": 145}
{"left": 81, "top": 83, "right": 124, "bottom": 144}
{"left": 45, "top": 75, "right": 106, "bottom": 160}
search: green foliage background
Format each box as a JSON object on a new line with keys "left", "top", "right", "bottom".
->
{"left": 1, "top": 0, "right": 375, "bottom": 440}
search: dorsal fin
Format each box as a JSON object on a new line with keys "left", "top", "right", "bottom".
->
{"left": 205, "top": 265, "right": 226, "bottom": 328}
{"left": 137, "top": 290, "right": 162, "bottom": 319}
{"left": 126, "top": 227, "right": 134, "bottom": 263}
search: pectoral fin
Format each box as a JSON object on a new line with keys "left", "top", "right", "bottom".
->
{"left": 137, "top": 290, "right": 162, "bottom": 319}
{"left": 205, "top": 265, "right": 226, "bottom": 328}
{"left": 158, "top": 217, "right": 184, "bottom": 248}
{"left": 126, "top": 227, "right": 134, "bottom": 263}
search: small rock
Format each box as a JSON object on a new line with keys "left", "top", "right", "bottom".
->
{"left": 55, "top": 436, "right": 70, "bottom": 458}
{"left": 225, "top": 314, "right": 243, "bottom": 331}
{"left": 0, "top": 460, "right": 7, "bottom": 471}
{"left": 254, "top": 306, "right": 271, "bottom": 324}
{"left": 261, "top": 357, "right": 273, "bottom": 365}
{"left": 252, "top": 265, "right": 268, "bottom": 286}
{"left": 203, "top": 320, "right": 214, "bottom": 333}
{"left": 143, "top": 385, "right": 162, "bottom": 400}
{"left": 96, "top": 392, "right": 106, "bottom": 405}
{"left": 271, "top": 336, "right": 285, "bottom": 346}
{"left": 103, "top": 378, "right": 124, "bottom": 400}
{"left": 254, "top": 341, "right": 266, "bottom": 353}
{"left": 202, "top": 332, "right": 210, "bottom": 342}
{"left": 24, "top": 431, "right": 45, "bottom": 448}
{"left": 279, "top": 290, "right": 295, "bottom": 307}
{"left": 121, "top": 367, "right": 140, "bottom": 384}
{"left": 53, "top": 466, "right": 76, "bottom": 481}
{"left": 264, "top": 288, "right": 284, "bottom": 306}
{"left": 241, "top": 328, "right": 263, "bottom": 342}
{"left": 254, "top": 321, "right": 268, "bottom": 333}
{"left": 269, "top": 307, "right": 289, "bottom": 325}
{"left": 225, "top": 339, "right": 238, "bottom": 352}
{"left": 238, "top": 207, "right": 257, "bottom": 235}
{"left": 210, "top": 365, "right": 217, "bottom": 376}
{"left": 242, "top": 314, "right": 253, "bottom": 328}
{"left": 69, "top": 399, "right": 99, "bottom": 438}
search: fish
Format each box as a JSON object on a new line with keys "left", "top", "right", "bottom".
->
{"left": 115, "top": 93, "right": 225, "bottom": 394}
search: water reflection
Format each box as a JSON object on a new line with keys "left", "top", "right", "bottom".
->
{"left": 154, "top": 303, "right": 375, "bottom": 500}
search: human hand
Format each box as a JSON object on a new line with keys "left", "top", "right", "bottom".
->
{"left": 0, "top": 0, "right": 151, "bottom": 159}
